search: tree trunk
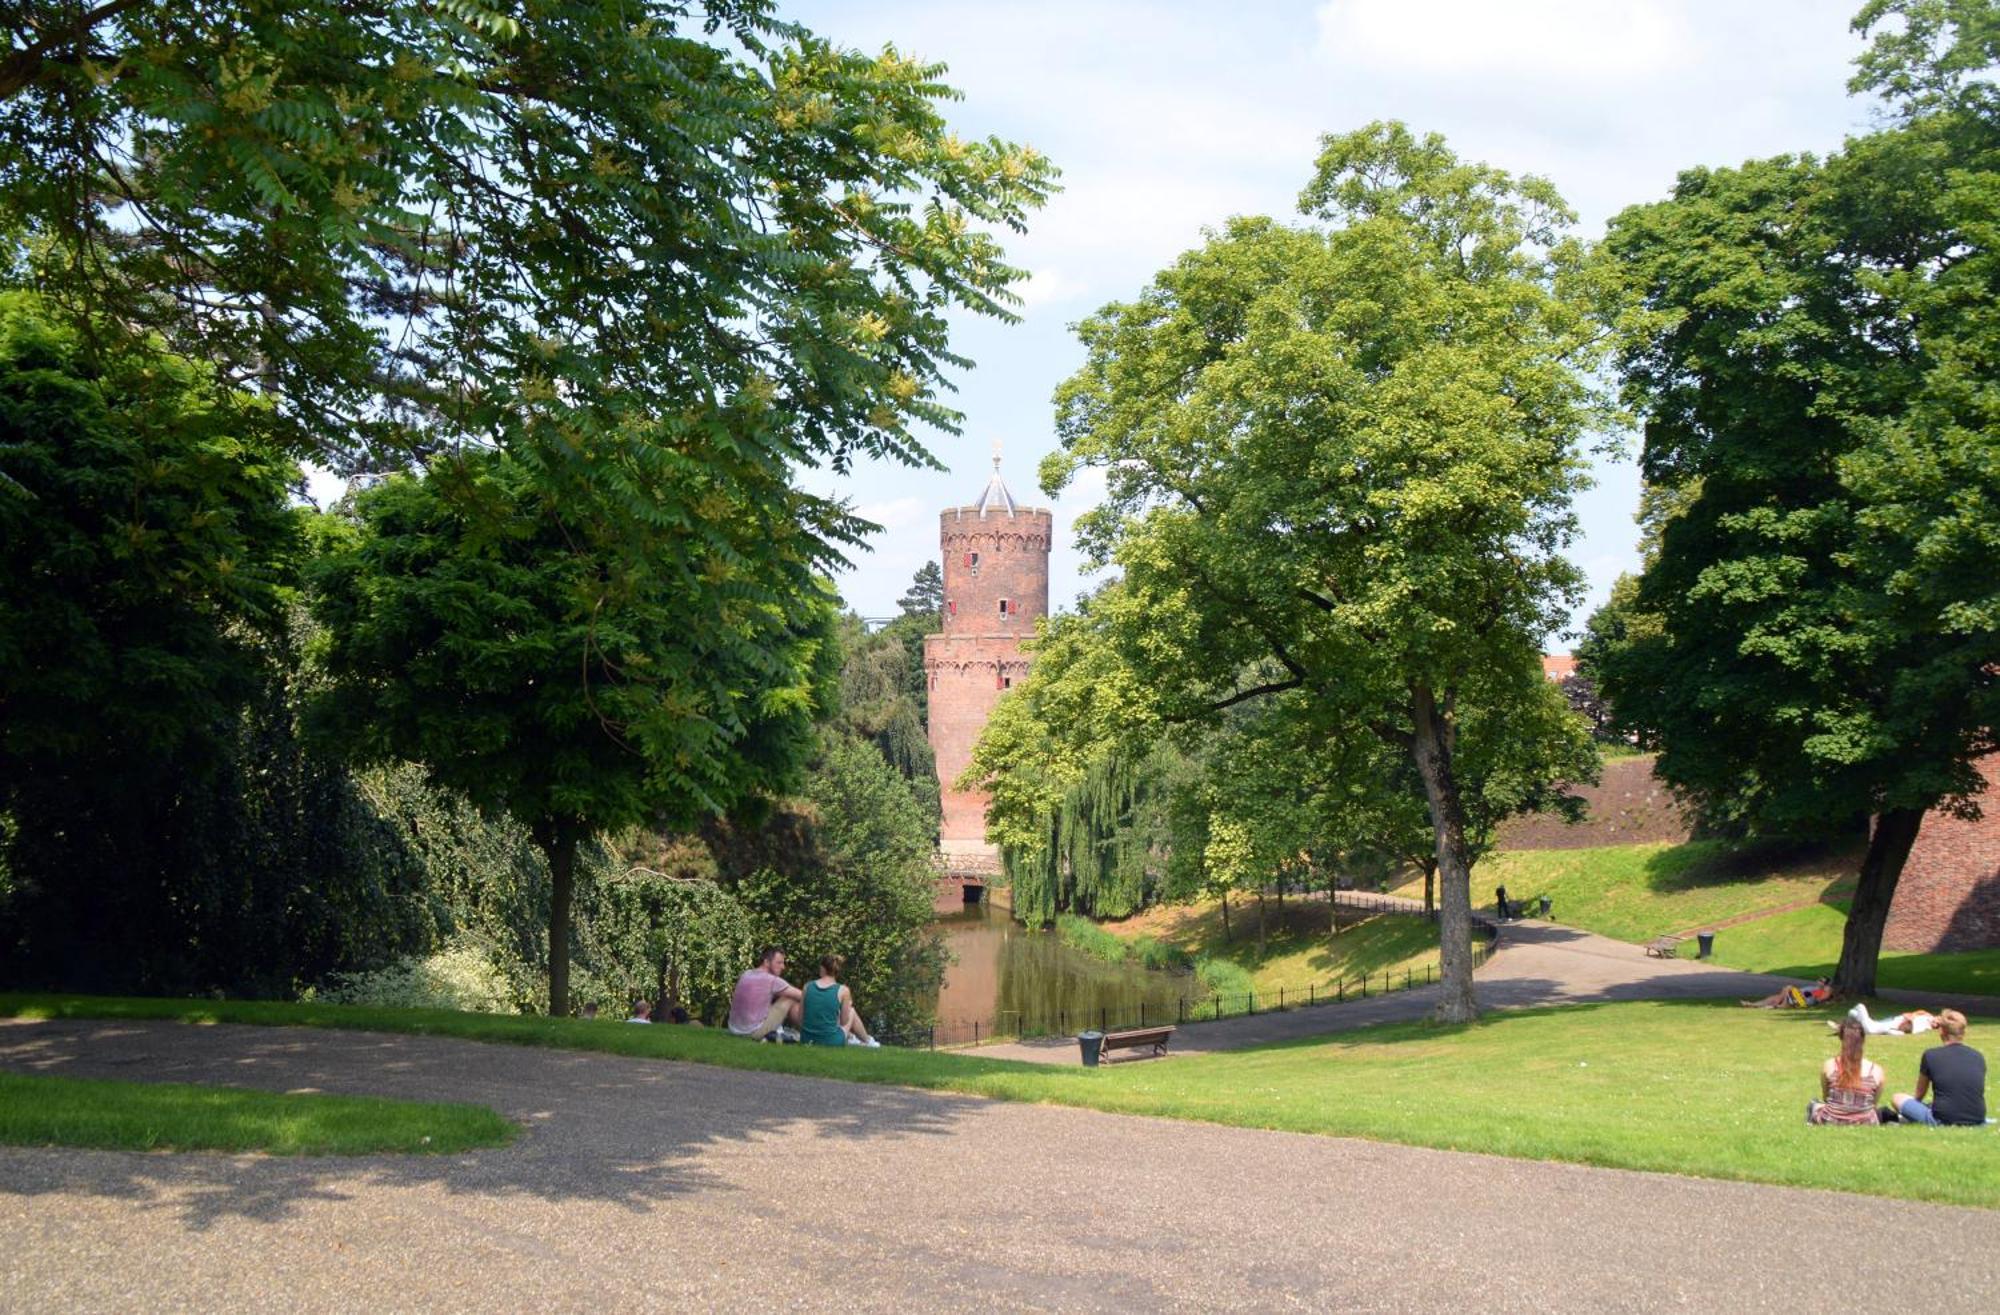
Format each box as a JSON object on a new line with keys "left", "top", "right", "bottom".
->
{"left": 1833, "top": 807, "right": 1925, "bottom": 998}
{"left": 1423, "top": 859, "right": 1437, "bottom": 918}
{"left": 1220, "top": 890, "right": 1230, "bottom": 939}
{"left": 533, "top": 820, "right": 580, "bottom": 1017}
{"left": 1410, "top": 684, "right": 1479, "bottom": 1023}
{"left": 1256, "top": 889, "right": 1267, "bottom": 960}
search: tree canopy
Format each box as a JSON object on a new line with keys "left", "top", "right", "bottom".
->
{"left": 1032, "top": 124, "right": 1605, "bottom": 1018}
{"left": 309, "top": 451, "right": 840, "bottom": 1013}
{"left": 1, "top": 0, "right": 1053, "bottom": 562}
{"left": 1590, "top": 2, "right": 1999, "bottom": 993}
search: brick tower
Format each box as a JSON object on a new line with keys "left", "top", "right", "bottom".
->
{"left": 924, "top": 451, "right": 1053, "bottom": 867}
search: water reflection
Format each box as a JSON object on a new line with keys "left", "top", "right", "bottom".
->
{"left": 932, "top": 893, "right": 1193, "bottom": 1043}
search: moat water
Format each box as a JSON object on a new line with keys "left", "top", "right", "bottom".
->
{"left": 929, "top": 890, "right": 1192, "bottom": 1044}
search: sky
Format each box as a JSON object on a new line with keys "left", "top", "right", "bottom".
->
{"left": 781, "top": 0, "right": 1884, "bottom": 641}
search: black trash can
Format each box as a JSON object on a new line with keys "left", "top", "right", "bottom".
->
{"left": 1538, "top": 895, "right": 1552, "bottom": 919}
{"left": 1078, "top": 1030, "right": 1105, "bottom": 1067}
{"left": 1697, "top": 931, "right": 1715, "bottom": 959}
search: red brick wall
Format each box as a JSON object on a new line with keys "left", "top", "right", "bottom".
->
{"left": 1884, "top": 756, "right": 2000, "bottom": 952}
{"left": 925, "top": 506, "right": 1052, "bottom": 854}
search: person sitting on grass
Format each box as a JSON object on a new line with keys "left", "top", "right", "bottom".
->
{"left": 1889, "top": 1010, "right": 1987, "bottom": 1127}
{"left": 726, "top": 946, "right": 803, "bottom": 1043}
{"left": 1833, "top": 1003, "right": 1937, "bottom": 1037}
{"left": 625, "top": 1000, "right": 653, "bottom": 1024}
{"left": 799, "top": 954, "right": 881, "bottom": 1049}
{"left": 1741, "top": 977, "right": 1833, "bottom": 1009}
{"left": 1807, "top": 1017, "right": 1883, "bottom": 1125}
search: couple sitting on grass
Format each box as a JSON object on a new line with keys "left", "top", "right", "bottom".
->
{"left": 1807, "top": 1008, "right": 1987, "bottom": 1127}
{"left": 726, "top": 946, "right": 881, "bottom": 1048}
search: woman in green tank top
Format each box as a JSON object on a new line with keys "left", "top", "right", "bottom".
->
{"left": 800, "top": 954, "right": 880, "bottom": 1047}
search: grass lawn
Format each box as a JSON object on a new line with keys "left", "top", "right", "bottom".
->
{"left": 1407, "top": 840, "right": 1861, "bottom": 942}
{"left": 1098, "top": 894, "right": 1442, "bottom": 995}
{"left": 6, "top": 993, "right": 1995, "bottom": 1207}
{"left": 0, "top": 1070, "right": 514, "bottom": 1155}
{"left": 1710, "top": 902, "right": 2000, "bottom": 997}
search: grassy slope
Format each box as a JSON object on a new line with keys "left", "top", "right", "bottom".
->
{"left": 1410, "top": 840, "right": 1860, "bottom": 942}
{"left": 1711, "top": 902, "right": 2000, "bottom": 996}
{"left": 1098, "top": 896, "right": 1441, "bottom": 994}
{"left": 7, "top": 994, "right": 1993, "bottom": 1207}
{"left": 0, "top": 1070, "right": 514, "bottom": 1155}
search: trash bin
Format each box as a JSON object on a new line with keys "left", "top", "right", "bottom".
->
{"left": 1538, "top": 895, "right": 1552, "bottom": 919}
{"left": 1697, "top": 931, "right": 1715, "bottom": 959}
{"left": 1078, "top": 1030, "right": 1105, "bottom": 1067}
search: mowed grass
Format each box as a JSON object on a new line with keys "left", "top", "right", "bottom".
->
{"left": 1426, "top": 840, "right": 1860, "bottom": 942}
{"left": 1099, "top": 895, "right": 1442, "bottom": 995}
{"left": 1711, "top": 902, "right": 2000, "bottom": 997}
{"left": 7, "top": 994, "right": 1995, "bottom": 1206}
{"left": 0, "top": 1070, "right": 514, "bottom": 1155}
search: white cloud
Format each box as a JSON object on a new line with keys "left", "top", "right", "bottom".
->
{"left": 1017, "top": 267, "right": 1090, "bottom": 308}
{"left": 1315, "top": 0, "right": 1693, "bottom": 79}
{"left": 854, "top": 495, "right": 930, "bottom": 532}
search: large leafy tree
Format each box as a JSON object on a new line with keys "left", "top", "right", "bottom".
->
{"left": 2, "top": 1, "right": 1053, "bottom": 559}
{"left": 1593, "top": 2, "right": 1998, "bottom": 994}
{"left": 310, "top": 451, "right": 838, "bottom": 1015}
{"left": 0, "top": 291, "right": 304, "bottom": 985}
{"left": 1039, "top": 127, "right": 1605, "bottom": 1020}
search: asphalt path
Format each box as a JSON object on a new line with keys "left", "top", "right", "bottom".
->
{"left": 4, "top": 1018, "right": 1997, "bottom": 1312}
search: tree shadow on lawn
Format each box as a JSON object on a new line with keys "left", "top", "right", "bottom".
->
{"left": 1637, "top": 836, "right": 1860, "bottom": 899}
{"left": 0, "top": 1019, "right": 978, "bottom": 1231}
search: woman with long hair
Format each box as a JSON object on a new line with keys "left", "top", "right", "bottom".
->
{"left": 799, "top": 954, "right": 881, "bottom": 1049}
{"left": 1807, "top": 1016, "right": 1884, "bottom": 1125}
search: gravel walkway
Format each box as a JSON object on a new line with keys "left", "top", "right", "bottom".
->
{"left": 3, "top": 1018, "right": 1996, "bottom": 1313}
{"left": 979, "top": 917, "right": 1800, "bottom": 1065}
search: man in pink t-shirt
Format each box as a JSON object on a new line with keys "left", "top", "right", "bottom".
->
{"left": 727, "top": 947, "right": 803, "bottom": 1041}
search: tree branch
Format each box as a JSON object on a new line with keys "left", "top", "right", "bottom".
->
{"left": 0, "top": 0, "right": 151, "bottom": 100}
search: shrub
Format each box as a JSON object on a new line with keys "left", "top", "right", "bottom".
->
{"left": 1055, "top": 912, "right": 1128, "bottom": 964}
{"left": 1194, "top": 955, "right": 1254, "bottom": 998}
{"left": 1131, "top": 935, "right": 1191, "bottom": 971}
{"left": 317, "top": 940, "right": 519, "bottom": 1013}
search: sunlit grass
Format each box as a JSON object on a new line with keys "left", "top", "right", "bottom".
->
{"left": 9, "top": 993, "right": 1992, "bottom": 1205}
{"left": 0, "top": 1069, "right": 514, "bottom": 1155}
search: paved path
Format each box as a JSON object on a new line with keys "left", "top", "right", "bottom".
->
{"left": 3, "top": 1018, "right": 1996, "bottom": 1313}
{"left": 980, "top": 917, "right": 1798, "bottom": 1065}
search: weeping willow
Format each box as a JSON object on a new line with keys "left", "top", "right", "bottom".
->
{"left": 1004, "top": 750, "right": 1168, "bottom": 925}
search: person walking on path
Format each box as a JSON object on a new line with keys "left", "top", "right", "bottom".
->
{"left": 727, "top": 947, "right": 803, "bottom": 1042}
{"left": 800, "top": 954, "right": 880, "bottom": 1048}
{"left": 1891, "top": 1010, "right": 1987, "bottom": 1126}
{"left": 1807, "top": 1017, "right": 1883, "bottom": 1125}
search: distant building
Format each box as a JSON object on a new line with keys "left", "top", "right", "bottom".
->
{"left": 923, "top": 454, "right": 1052, "bottom": 872}
{"left": 1542, "top": 654, "right": 1577, "bottom": 682}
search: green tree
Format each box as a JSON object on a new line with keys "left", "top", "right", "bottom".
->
{"left": 2, "top": 1, "right": 1052, "bottom": 563}
{"left": 309, "top": 452, "right": 838, "bottom": 1015}
{"left": 897, "top": 562, "right": 945, "bottom": 621}
{"left": 1040, "top": 124, "right": 1606, "bottom": 1020}
{"left": 0, "top": 291, "right": 304, "bottom": 987}
{"left": 1593, "top": 3, "right": 1999, "bottom": 994}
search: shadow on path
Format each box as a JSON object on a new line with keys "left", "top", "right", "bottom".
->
{"left": 0, "top": 1020, "right": 974, "bottom": 1230}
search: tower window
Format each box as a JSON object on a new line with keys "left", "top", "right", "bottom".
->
{"left": 1003, "top": 676, "right": 1013, "bottom": 689}
{"left": 998, "top": 598, "right": 1009, "bottom": 615}
{"left": 965, "top": 551, "right": 980, "bottom": 567}
{"left": 929, "top": 673, "right": 937, "bottom": 691}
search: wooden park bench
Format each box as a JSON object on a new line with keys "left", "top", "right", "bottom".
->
{"left": 1644, "top": 934, "right": 1684, "bottom": 959}
{"left": 1099, "top": 1025, "right": 1175, "bottom": 1060}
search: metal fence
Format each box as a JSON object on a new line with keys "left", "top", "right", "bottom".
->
{"left": 891, "top": 919, "right": 1497, "bottom": 1050}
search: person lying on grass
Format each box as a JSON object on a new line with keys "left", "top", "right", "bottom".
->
{"left": 1807, "top": 1017, "right": 1884, "bottom": 1126}
{"left": 1832, "top": 1003, "right": 1937, "bottom": 1037}
{"left": 1888, "top": 1010, "right": 1988, "bottom": 1127}
{"left": 800, "top": 954, "right": 881, "bottom": 1049}
{"left": 1741, "top": 978, "right": 1833, "bottom": 1009}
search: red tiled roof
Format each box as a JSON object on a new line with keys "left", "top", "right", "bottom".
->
{"left": 1542, "top": 654, "right": 1577, "bottom": 682}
